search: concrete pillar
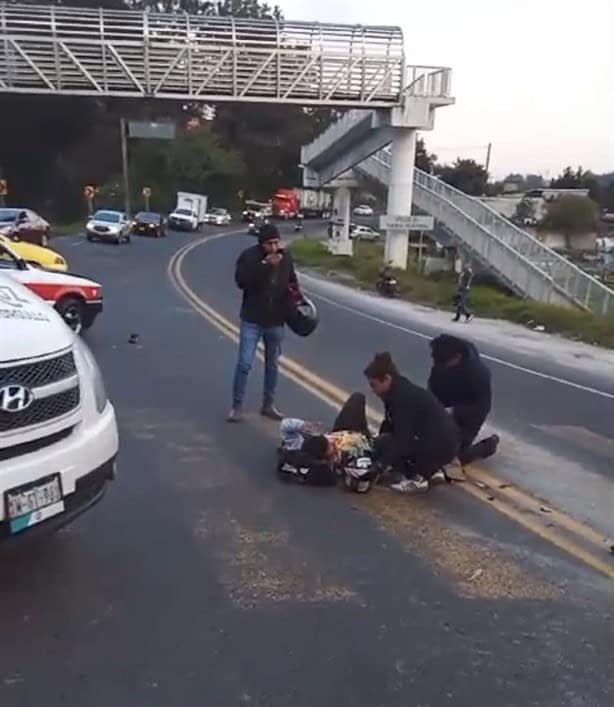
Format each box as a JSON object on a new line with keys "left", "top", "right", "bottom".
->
{"left": 384, "top": 128, "right": 416, "bottom": 269}
{"left": 328, "top": 186, "right": 353, "bottom": 256}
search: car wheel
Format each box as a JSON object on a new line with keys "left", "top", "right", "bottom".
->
{"left": 55, "top": 296, "right": 84, "bottom": 334}
{"left": 86, "top": 234, "right": 94, "bottom": 242}
{"left": 125, "top": 234, "right": 131, "bottom": 244}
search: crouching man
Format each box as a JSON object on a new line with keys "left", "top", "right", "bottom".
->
{"left": 428, "top": 334, "right": 499, "bottom": 466}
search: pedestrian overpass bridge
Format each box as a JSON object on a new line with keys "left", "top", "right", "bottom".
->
{"left": 301, "top": 110, "right": 614, "bottom": 318}
{"left": 0, "top": 3, "right": 611, "bottom": 316}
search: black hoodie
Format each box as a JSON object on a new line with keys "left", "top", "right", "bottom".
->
{"left": 428, "top": 336, "right": 491, "bottom": 425}
{"left": 380, "top": 375, "right": 459, "bottom": 460}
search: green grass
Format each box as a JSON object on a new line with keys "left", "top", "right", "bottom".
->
{"left": 290, "top": 238, "right": 614, "bottom": 349}
{"left": 52, "top": 221, "right": 84, "bottom": 237}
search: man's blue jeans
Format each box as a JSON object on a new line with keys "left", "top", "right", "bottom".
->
{"left": 232, "top": 320, "right": 284, "bottom": 409}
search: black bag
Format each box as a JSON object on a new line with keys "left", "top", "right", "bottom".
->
{"left": 276, "top": 448, "right": 336, "bottom": 486}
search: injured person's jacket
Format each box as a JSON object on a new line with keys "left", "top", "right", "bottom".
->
{"left": 379, "top": 375, "right": 459, "bottom": 463}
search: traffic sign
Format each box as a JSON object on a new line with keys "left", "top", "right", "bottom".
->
{"left": 0, "top": 179, "right": 7, "bottom": 196}
{"left": 84, "top": 185, "right": 95, "bottom": 199}
{"left": 379, "top": 214, "right": 434, "bottom": 232}
{"left": 142, "top": 186, "right": 152, "bottom": 198}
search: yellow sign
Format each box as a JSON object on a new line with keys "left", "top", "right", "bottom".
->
{"left": 0, "top": 179, "right": 8, "bottom": 196}
{"left": 84, "top": 185, "right": 95, "bottom": 199}
{"left": 142, "top": 187, "right": 152, "bottom": 198}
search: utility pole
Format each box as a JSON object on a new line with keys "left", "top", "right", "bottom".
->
{"left": 485, "top": 142, "right": 492, "bottom": 175}
{"left": 120, "top": 117, "right": 131, "bottom": 217}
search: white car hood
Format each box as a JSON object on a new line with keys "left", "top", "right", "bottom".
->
{"left": 0, "top": 274, "right": 74, "bottom": 362}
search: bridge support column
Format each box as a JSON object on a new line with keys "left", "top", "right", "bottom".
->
{"left": 328, "top": 186, "right": 353, "bottom": 256}
{"left": 384, "top": 129, "right": 416, "bottom": 269}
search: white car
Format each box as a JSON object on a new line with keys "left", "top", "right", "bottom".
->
{"left": 0, "top": 273, "right": 118, "bottom": 543}
{"left": 204, "top": 208, "right": 232, "bottom": 226}
{"left": 86, "top": 210, "right": 132, "bottom": 245}
{"left": 351, "top": 224, "right": 381, "bottom": 241}
{"left": 353, "top": 204, "right": 374, "bottom": 216}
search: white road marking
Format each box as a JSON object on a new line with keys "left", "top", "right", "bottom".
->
{"left": 304, "top": 287, "right": 614, "bottom": 401}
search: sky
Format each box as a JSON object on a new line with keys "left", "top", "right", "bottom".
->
{"left": 281, "top": 0, "right": 614, "bottom": 179}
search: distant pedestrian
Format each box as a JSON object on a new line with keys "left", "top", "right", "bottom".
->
{"left": 227, "top": 223, "right": 297, "bottom": 423}
{"left": 453, "top": 264, "right": 473, "bottom": 323}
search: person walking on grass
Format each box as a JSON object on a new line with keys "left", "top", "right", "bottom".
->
{"left": 453, "top": 263, "right": 474, "bottom": 323}
{"left": 227, "top": 223, "right": 297, "bottom": 423}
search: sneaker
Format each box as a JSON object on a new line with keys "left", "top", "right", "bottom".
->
{"left": 483, "top": 434, "right": 500, "bottom": 458}
{"left": 430, "top": 469, "right": 447, "bottom": 485}
{"left": 226, "top": 407, "right": 243, "bottom": 423}
{"left": 261, "top": 405, "right": 283, "bottom": 421}
{"left": 390, "top": 475, "right": 429, "bottom": 494}
{"left": 465, "top": 314, "right": 474, "bottom": 323}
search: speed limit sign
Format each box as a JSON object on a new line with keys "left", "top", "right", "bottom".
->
{"left": 142, "top": 187, "right": 152, "bottom": 198}
{"left": 84, "top": 185, "right": 95, "bottom": 198}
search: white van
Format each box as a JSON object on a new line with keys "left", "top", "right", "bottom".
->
{"left": 0, "top": 274, "right": 118, "bottom": 542}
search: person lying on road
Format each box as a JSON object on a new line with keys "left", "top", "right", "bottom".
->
{"left": 428, "top": 334, "right": 499, "bottom": 466}
{"left": 364, "top": 352, "right": 459, "bottom": 494}
{"left": 278, "top": 393, "right": 378, "bottom": 491}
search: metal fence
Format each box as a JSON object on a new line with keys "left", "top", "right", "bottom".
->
{"left": 361, "top": 149, "right": 614, "bottom": 316}
{"left": 0, "top": 3, "right": 405, "bottom": 105}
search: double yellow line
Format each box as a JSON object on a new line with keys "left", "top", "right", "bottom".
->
{"left": 168, "top": 234, "right": 614, "bottom": 581}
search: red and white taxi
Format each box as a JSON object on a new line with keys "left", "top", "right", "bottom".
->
{"left": 0, "top": 240, "right": 102, "bottom": 333}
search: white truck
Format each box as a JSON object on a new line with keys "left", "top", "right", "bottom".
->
{"left": 0, "top": 274, "right": 118, "bottom": 542}
{"left": 168, "top": 192, "right": 208, "bottom": 231}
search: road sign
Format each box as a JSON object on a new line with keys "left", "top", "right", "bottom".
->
{"left": 0, "top": 179, "right": 7, "bottom": 196}
{"left": 84, "top": 185, "right": 95, "bottom": 198}
{"left": 142, "top": 187, "right": 152, "bottom": 198}
{"left": 128, "top": 121, "right": 175, "bottom": 140}
{"left": 379, "top": 214, "right": 434, "bottom": 232}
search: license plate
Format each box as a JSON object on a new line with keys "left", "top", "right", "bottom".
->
{"left": 5, "top": 474, "right": 64, "bottom": 534}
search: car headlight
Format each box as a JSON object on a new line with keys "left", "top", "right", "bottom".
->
{"left": 54, "top": 256, "right": 66, "bottom": 266}
{"left": 75, "top": 337, "right": 108, "bottom": 413}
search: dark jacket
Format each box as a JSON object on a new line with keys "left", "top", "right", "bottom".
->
{"left": 458, "top": 269, "right": 473, "bottom": 292}
{"left": 235, "top": 245, "right": 297, "bottom": 328}
{"left": 379, "top": 375, "right": 459, "bottom": 461}
{"left": 428, "top": 337, "right": 491, "bottom": 428}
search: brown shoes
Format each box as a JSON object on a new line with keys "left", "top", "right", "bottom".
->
{"left": 260, "top": 405, "right": 283, "bottom": 421}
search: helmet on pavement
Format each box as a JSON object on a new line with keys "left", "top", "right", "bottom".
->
{"left": 341, "top": 456, "right": 379, "bottom": 493}
{"left": 285, "top": 295, "right": 318, "bottom": 337}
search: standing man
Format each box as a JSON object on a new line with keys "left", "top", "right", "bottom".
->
{"left": 428, "top": 334, "right": 499, "bottom": 466}
{"left": 228, "top": 223, "right": 297, "bottom": 423}
{"left": 453, "top": 263, "right": 473, "bottom": 322}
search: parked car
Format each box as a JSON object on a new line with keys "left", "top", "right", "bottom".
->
{"left": 353, "top": 204, "right": 374, "bottom": 216}
{"left": 204, "top": 208, "right": 232, "bottom": 226}
{"left": 0, "top": 234, "right": 68, "bottom": 271}
{"left": 86, "top": 210, "right": 131, "bottom": 244}
{"left": 351, "top": 224, "right": 380, "bottom": 241}
{"left": 0, "top": 207, "right": 51, "bottom": 246}
{"left": 0, "top": 272, "right": 118, "bottom": 544}
{"left": 0, "top": 240, "right": 102, "bottom": 333}
{"left": 132, "top": 211, "right": 166, "bottom": 238}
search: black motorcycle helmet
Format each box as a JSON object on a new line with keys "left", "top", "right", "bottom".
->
{"left": 285, "top": 295, "right": 318, "bottom": 337}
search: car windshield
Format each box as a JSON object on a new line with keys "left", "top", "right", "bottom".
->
{"left": 94, "top": 211, "right": 121, "bottom": 223}
{"left": 174, "top": 208, "right": 192, "bottom": 216}
{"left": 0, "top": 209, "right": 19, "bottom": 223}
{"left": 0, "top": 243, "right": 19, "bottom": 269}
{"left": 136, "top": 212, "right": 159, "bottom": 223}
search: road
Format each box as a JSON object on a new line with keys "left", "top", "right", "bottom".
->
{"left": 0, "top": 224, "right": 612, "bottom": 707}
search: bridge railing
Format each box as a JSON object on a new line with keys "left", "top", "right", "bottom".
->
{"left": 0, "top": 3, "right": 405, "bottom": 105}
{"left": 403, "top": 65, "right": 452, "bottom": 99}
{"left": 370, "top": 149, "right": 614, "bottom": 316}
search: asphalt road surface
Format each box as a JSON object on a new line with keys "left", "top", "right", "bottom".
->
{"left": 0, "top": 224, "right": 612, "bottom": 707}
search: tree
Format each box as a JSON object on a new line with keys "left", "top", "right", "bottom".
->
{"left": 540, "top": 195, "right": 598, "bottom": 250}
{"left": 436, "top": 158, "right": 488, "bottom": 196}
{"left": 551, "top": 166, "right": 600, "bottom": 203}
{"left": 415, "top": 138, "right": 437, "bottom": 173}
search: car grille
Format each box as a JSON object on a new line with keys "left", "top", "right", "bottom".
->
{"left": 0, "top": 351, "right": 76, "bottom": 388}
{"left": 0, "top": 387, "right": 80, "bottom": 433}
